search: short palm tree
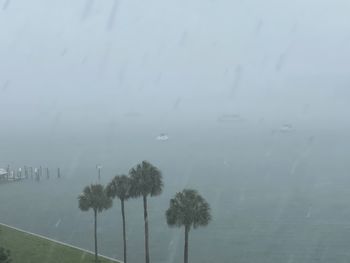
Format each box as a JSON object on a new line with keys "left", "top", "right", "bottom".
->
{"left": 106, "top": 175, "right": 131, "bottom": 263}
{"left": 78, "top": 184, "right": 112, "bottom": 263}
{"left": 129, "top": 161, "right": 163, "bottom": 263}
{"left": 166, "top": 189, "right": 211, "bottom": 263}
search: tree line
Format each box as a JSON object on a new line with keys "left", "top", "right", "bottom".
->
{"left": 78, "top": 160, "right": 211, "bottom": 263}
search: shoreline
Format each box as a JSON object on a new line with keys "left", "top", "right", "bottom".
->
{"left": 0, "top": 222, "right": 122, "bottom": 263}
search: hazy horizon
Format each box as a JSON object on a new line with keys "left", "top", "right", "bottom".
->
{"left": 1, "top": 0, "right": 350, "bottom": 132}
{"left": 1, "top": 1, "right": 350, "bottom": 262}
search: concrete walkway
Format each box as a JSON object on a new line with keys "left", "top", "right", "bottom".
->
{"left": 0, "top": 222, "right": 122, "bottom": 263}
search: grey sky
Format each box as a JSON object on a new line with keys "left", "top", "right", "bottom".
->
{"left": 1, "top": 0, "right": 350, "bottom": 130}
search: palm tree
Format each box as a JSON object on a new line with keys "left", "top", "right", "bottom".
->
{"left": 166, "top": 189, "right": 211, "bottom": 263}
{"left": 129, "top": 161, "right": 163, "bottom": 263}
{"left": 78, "top": 184, "right": 112, "bottom": 263}
{"left": 106, "top": 175, "right": 131, "bottom": 263}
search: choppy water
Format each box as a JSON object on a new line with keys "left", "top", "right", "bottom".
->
{"left": 1, "top": 123, "right": 350, "bottom": 263}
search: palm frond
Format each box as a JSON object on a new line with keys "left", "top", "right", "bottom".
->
{"left": 166, "top": 189, "right": 211, "bottom": 229}
{"left": 129, "top": 160, "right": 163, "bottom": 198}
{"left": 78, "top": 184, "right": 112, "bottom": 213}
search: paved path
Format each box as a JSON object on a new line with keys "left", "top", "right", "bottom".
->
{"left": 0, "top": 222, "right": 122, "bottom": 262}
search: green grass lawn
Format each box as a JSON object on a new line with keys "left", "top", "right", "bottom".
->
{"left": 0, "top": 225, "right": 119, "bottom": 263}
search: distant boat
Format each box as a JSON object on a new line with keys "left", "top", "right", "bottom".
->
{"left": 0, "top": 168, "right": 7, "bottom": 177}
{"left": 156, "top": 133, "right": 169, "bottom": 141}
{"left": 280, "top": 124, "right": 293, "bottom": 133}
{"left": 217, "top": 114, "right": 242, "bottom": 123}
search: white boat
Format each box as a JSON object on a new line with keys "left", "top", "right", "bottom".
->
{"left": 156, "top": 133, "right": 169, "bottom": 141}
{"left": 0, "top": 168, "right": 8, "bottom": 176}
{"left": 280, "top": 124, "right": 293, "bottom": 133}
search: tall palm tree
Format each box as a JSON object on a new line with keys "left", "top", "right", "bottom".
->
{"left": 166, "top": 189, "right": 211, "bottom": 263}
{"left": 78, "top": 184, "right": 112, "bottom": 263}
{"left": 106, "top": 175, "right": 131, "bottom": 263}
{"left": 129, "top": 161, "right": 163, "bottom": 263}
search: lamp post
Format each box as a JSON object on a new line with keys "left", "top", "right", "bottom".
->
{"left": 96, "top": 164, "right": 102, "bottom": 183}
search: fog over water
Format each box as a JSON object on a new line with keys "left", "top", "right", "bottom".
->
{"left": 1, "top": 0, "right": 350, "bottom": 262}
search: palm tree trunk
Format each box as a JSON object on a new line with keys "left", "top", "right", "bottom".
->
{"left": 143, "top": 195, "right": 150, "bottom": 263}
{"left": 94, "top": 209, "right": 98, "bottom": 263}
{"left": 184, "top": 225, "right": 189, "bottom": 263}
{"left": 121, "top": 199, "right": 127, "bottom": 263}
